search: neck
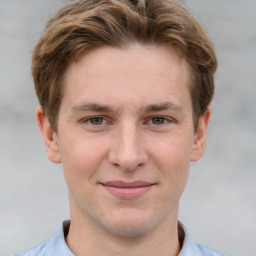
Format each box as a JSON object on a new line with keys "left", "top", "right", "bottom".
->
{"left": 66, "top": 211, "right": 181, "bottom": 256}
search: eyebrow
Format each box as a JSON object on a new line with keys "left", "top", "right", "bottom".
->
{"left": 143, "top": 102, "right": 183, "bottom": 113}
{"left": 71, "top": 103, "right": 113, "bottom": 113}
{"left": 70, "top": 101, "right": 183, "bottom": 115}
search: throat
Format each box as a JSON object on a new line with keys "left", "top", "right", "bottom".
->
{"left": 64, "top": 220, "right": 182, "bottom": 256}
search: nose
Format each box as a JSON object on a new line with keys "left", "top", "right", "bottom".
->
{"left": 108, "top": 123, "right": 148, "bottom": 172}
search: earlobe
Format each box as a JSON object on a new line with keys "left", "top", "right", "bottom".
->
{"left": 190, "top": 107, "right": 211, "bottom": 162}
{"left": 35, "top": 106, "right": 61, "bottom": 163}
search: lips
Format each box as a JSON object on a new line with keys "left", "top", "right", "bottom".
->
{"left": 100, "top": 180, "right": 155, "bottom": 199}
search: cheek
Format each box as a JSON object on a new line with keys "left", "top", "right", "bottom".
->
{"left": 159, "top": 148, "right": 190, "bottom": 187}
{"left": 151, "top": 135, "right": 193, "bottom": 192}
{"left": 58, "top": 134, "right": 108, "bottom": 187}
{"left": 151, "top": 133, "right": 194, "bottom": 167}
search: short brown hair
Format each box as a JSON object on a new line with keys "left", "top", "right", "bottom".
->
{"left": 32, "top": 0, "right": 217, "bottom": 131}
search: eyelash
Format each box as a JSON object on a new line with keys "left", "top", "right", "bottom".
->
{"left": 81, "top": 116, "right": 109, "bottom": 126}
{"left": 147, "top": 116, "right": 173, "bottom": 125}
{"left": 80, "top": 116, "right": 174, "bottom": 127}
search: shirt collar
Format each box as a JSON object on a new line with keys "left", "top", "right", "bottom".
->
{"left": 50, "top": 220, "right": 74, "bottom": 255}
{"left": 178, "top": 221, "right": 203, "bottom": 255}
{"left": 50, "top": 220, "right": 202, "bottom": 256}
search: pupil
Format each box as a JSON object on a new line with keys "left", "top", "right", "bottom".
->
{"left": 91, "top": 117, "right": 102, "bottom": 125}
{"left": 153, "top": 117, "right": 164, "bottom": 124}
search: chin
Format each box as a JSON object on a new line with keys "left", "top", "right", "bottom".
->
{"left": 107, "top": 222, "right": 153, "bottom": 238}
{"left": 103, "top": 208, "right": 156, "bottom": 237}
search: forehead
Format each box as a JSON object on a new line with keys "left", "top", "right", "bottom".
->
{"left": 62, "top": 44, "right": 191, "bottom": 112}
{"left": 66, "top": 44, "right": 188, "bottom": 80}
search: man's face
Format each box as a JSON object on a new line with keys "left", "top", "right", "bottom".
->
{"left": 38, "top": 44, "right": 209, "bottom": 237}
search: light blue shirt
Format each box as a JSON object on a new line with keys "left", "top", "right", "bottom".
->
{"left": 16, "top": 220, "right": 232, "bottom": 256}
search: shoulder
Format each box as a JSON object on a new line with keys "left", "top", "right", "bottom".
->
{"left": 15, "top": 220, "right": 74, "bottom": 256}
{"left": 178, "top": 221, "right": 232, "bottom": 256}
{"left": 15, "top": 239, "right": 52, "bottom": 256}
{"left": 196, "top": 243, "right": 233, "bottom": 256}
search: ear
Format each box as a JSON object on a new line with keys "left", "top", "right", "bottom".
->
{"left": 190, "top": 106, "right": 211, "bottom": 162}
{"left": 36, "top": 106, "right": 61, "bottom": 163}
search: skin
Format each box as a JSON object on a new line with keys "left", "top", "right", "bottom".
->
{"left": 36, "top": 44, "right": 211, "bottom": 256}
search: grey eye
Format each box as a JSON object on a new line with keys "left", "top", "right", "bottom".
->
{"left": 89, "top": 117, "right": 104, "bottom": 125}
{"left": 151, "top": 117, "right": 165, "bottom": 125}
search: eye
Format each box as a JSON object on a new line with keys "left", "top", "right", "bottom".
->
{"left": 150, "top": 117, "right": 168, "bottom": 125}
{"left": 89, "top": 117, "right": 105, "bottom": 125}
{"left": 79, "top": 116, "right": 111, "bottom": 131}
{"left": 80, "top": 116, "right": 108, "bottom": 126}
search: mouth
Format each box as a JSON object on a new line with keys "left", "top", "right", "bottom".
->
{"left": 99, "top": 180, "right": 156, "bottom": 199}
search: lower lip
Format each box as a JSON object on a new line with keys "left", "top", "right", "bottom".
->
{"left": 102, "top": 185, "right": 154, "bottom": 199}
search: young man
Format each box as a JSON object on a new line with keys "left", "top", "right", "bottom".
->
{"left": 17, "top": 0, "right": 232, "bottom": 255}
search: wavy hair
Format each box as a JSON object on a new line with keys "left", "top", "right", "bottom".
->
{"left": 32, "top": 0, "right": 217, "bottom": 130}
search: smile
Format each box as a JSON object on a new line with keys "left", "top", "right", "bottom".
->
{"left": 100, "top": 181, "right": 155, "bottom": 199}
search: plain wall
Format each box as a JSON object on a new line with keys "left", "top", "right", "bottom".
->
{"left": 1, "top": 1, "right": 255, "bottom": 255}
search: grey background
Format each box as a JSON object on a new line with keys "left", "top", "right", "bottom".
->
{"left": 1, "top": 1, "right": 255, "bottom": 255}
